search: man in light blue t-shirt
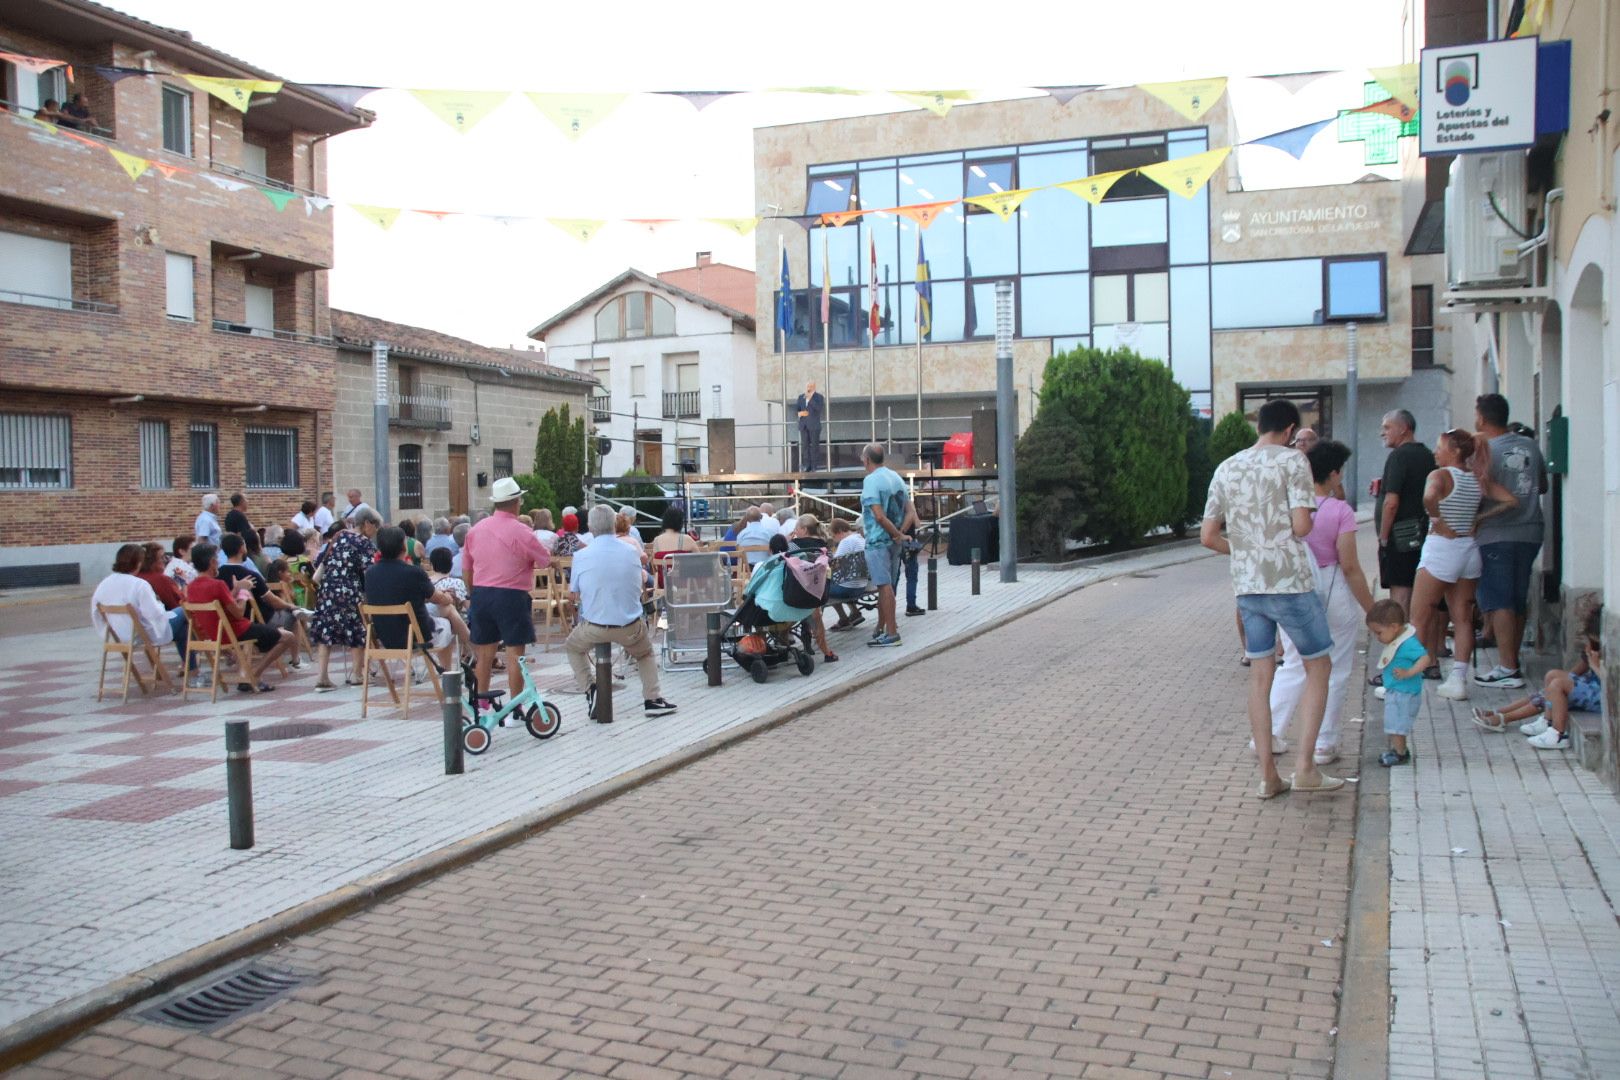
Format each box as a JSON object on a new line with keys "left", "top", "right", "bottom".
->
{"left": 859, "top": 442, "right": 915, "bottom": 648}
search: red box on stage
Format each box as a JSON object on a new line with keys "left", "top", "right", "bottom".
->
{"left": 942, "top": 432, "right": 973, "bottom": 470}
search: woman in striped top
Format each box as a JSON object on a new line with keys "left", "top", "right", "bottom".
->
{"left": 1412, "top": 428, "right": 1518, "bottom": 700}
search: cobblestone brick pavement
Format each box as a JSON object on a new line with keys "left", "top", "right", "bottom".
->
{"left": 16, "top": 557, "right": 1361, "bottom": 1079}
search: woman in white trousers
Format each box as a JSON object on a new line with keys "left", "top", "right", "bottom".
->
{"left": 1268, "top": 441, "right": 1375, "bottom": 765}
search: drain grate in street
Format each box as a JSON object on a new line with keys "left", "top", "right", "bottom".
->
{"left": 139, "top": 965, "right": 310, "bottom": 1032}
{"left": 250, "top": 723, "right": 332, "bottom": 742}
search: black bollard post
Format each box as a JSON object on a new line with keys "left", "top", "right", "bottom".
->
{"left": 927, "top": 555, "right": 938, "bottom": 611}
{"left": 594, "top": 642, "right": 614, "bottom": 723}
{"left": 707, "top": 612, "right": 723, "bottom": 687}
{"left": 441, "top": 669, "right": 463, "bottom": 775}
{"left": 971, "top": 548, "right": 981, "bottom": 596}
{"left": 225, "top": 720, "right": 253, "bottom": 850}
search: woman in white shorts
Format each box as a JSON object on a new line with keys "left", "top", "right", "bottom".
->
{"left": 1411, "top": 428, "right": 1517, "bottom": 700}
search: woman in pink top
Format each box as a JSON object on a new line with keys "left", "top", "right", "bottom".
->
{"left": 1268, "top": 441, "right": 1375, "bottom": 765}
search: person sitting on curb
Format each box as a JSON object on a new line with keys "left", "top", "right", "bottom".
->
{"left": 1472, "top": 605, "right": 1603, "bottom": 750}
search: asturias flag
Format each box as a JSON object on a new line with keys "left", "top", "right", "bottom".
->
{"left": 776, "top": 245, "right": 793, "bottom": 339}
{"left": 915, "top": 235, "right": 932, "bottom": 341}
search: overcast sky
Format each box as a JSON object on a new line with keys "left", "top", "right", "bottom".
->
{"left": 102, "top": 0, "right": 1408, "bottom": 350}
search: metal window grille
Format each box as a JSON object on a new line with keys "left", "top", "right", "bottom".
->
{"left": 139, "top": 420, "right": 170, "bottom": 489}
{"left": 0, "top": 412, "right": 72, "bottom": 489}
{"left": 243, "top": 426, "right": 297, "bottom": 489}
{"left": 398, "top": 444, "right": 422, "bottom": 509}
{"left": 492, "top": 449, "right": 513, "bottom": 480}
{"left": 189, "top": 423, "right": 218, "bottom": 488}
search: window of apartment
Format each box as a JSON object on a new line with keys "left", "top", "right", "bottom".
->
{"left": 244, "top": 284, "right": 275, "bottom": 336}
{"left": 161, "top": 86, "right": 191, "bottom": 156}
{"left": 138, "top": 419, "right": 170, "bottom": 489}
{"left": 805, "top": 172, "right": 857, "bottom": 215}
{"left": 243, "top": 426, "right": 297, "bottom": 489}
{"left": 241, "top": 141, "right": 269, "bottom": 179}
{"left": 398, "top": 444, "right": 422, "bottom": 509}
{"left": 629, "top": 365, "right": 646, "bottom": 397}
{"left": 0, "top": 412, "right": 71, "bottom": 489}
{"left": 0, "top": 230, "right": 72, "bottom": 309}
{"left": 1323, "top": 255, "right": 1386, "bottom": 320}
{"left": 1412, "top": 285, "right": 1435, "bottom": 367}
{"left": 165, "top": 253, "right": 194, "bottom": 320}
{"left": 2, "top": 62, "right": 65, "bottom": 118}
{"left": 1090, "top": 140, "right": 1168, "bottom": 201}
{"left": 189, "top": 422, "right": 218, "bottom": 488}
{"left": 492, "top": 449, "right": 513, "bottom": 480}
{"left": 595, "top": 292, "right": 675, "bottom": 341}
{"left": 1092, "top": 271, "right": 1168, "bottom": 324}
{"left": 1211, "top": 259, "right": 1324, "bottom": 329}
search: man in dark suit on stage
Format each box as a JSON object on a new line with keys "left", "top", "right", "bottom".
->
{"left": 795, "top": 380, "right": 826, "bottom": 472}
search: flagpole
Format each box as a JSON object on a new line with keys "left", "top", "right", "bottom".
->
{"left": 914, "top": 226, "right": 923, "bottom": 469}
{"left": 778, "top": 233, "right": 788, "bottom": 470}
{"left": 821, "top": 226, "right": 831, "bottom": 475}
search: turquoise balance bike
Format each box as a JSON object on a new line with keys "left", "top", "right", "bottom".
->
{"left": 459, "top": 653, "right": 561, "bottom": 755}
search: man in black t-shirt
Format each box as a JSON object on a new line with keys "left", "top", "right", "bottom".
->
{"left": 364, "top": 527, "right": 454, "bottom": 653}
{"left": 223, "top": 493, "right": 255, "bottom": 546}
{"left": 1375, "top": 409, "right": 1436, "bottom": 617}
{"left": 218, "top": 533, "right": 299, "bottom": 623}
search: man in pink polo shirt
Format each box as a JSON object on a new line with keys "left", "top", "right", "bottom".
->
{"left": 462, "top": 476, "right": 550, "bottom": 702}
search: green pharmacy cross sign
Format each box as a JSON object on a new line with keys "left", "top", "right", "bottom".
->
{"left": 1337, "top": 82, "right": 1420, "bottom": 166}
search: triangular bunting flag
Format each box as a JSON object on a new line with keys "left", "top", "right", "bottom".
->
{"left": 892, "top": 90, "right": 972, "bottom": 117}
{"left": 259, "top": 187, "right": 299, "bottom": 212}
{"left": 658, "top": 91, "right": 740, "bottom": 110}
{"left": 1367, "top": 64, "right": 1419, "bottom": 111}
{"left": 1511, "top": 0, "right": 1552, "bottom": 36}
{"left": 962, "top": 187, "right": 1038, "bottom": 221}
{"left": 1253, "top": 71, "right": 1336, "bottom": 95}
{"left": 783, "top": 214, "right": 820, "bottom": 230}
{"left": 302, "top": 84, "right": 381, "bottom": 110}
{"left": 1138, "top": 146, "right": 1231, "bottom": 198}
{"left": 1246, "top": 118, "right": 1335, "bottom": 160}
{"left": 819, "top": 210, "right": 866, "bottom": 228}
{"left": 150, "top": 161, "right": 183, "bottom": 180}
{"left": 302, "top": 195, "right": 333, "bottom": 215}
{"left": 349, "top": 204, "right": 401, "bottom": 230}
{"left": 408, "top": 89, "right": 510, "bottom": 133}
{"left": 107, "top": 147, "right": 150, "bottom": 182}
{"left": 1352, "top": 97, "right": 1416, "bottom": 123}
{"left": 23, "top": 115, "right": 59, "bottom": 134}
{"left": 183, "top": 76, "right": 282, "bottom": 113}
{"left": 0, "top": 51, "right": 71, "bottom": 79}
{"left": 525, "top": 92, "right": 628, "bottom": 140}
{"left": 1054, "top": 170, "right": 1133, "bottom": 206}
{"left": 770, "top": 86, "right": 865, "bottom": 96}
{"left": 625, "top": 219, "right": 676, "bottom": 231}
{"left": 414, "top": 210, "right": 456, "bottom": 221}
{"left": 1038, "top": 85, "right": 1103, "bottom": 106}
{"left": 1138, "top": 77, "right": 1228, "bottom": 121}
{"left": 548, "top": 218, "right": 604, "bottom": 243}
{"left": 705, "top": 216, "right": 761, "bottom": 236}
{"left": 200, "top": 172, "right": 250, "bottom": 193}
{"left": 93, "top": 65, "right": 151, "bottom": 85}
{"left": 892, "top": 201, "right": 957, "bottom": 228}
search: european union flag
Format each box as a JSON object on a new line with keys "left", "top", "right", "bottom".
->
{"left": 915, "top": 235, "right": 932, "bottom": 341}
{"left": 776, "top": 245, "right": 793, "bottom": 340}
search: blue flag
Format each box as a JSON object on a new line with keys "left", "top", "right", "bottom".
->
{"left": 776, "top": 246, "right": 793, "bottom": 340}
{"left": 1248, "top": 118, "right": 1334, "bottom": 160}
{"left": 915, "top": 236, "right": 932, "bottom": 341}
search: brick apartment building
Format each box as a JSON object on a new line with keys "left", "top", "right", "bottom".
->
{"left": 0, "top": 0, "right": 368, "bottom": 585}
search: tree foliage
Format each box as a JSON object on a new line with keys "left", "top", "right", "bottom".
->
{"left": 532, "top": 404, "right": 591, "bottom": 511}
{"left": 1210, "top": 410, "right": 1258, "bottom": 466}
{"left": 606, "top": 469, "right": 669, "bottom": 535}
{"left": 1015, "top": 413, "right": 1098, "bottom": 556}
{"left": 1178, "top": 413, "right": 1215, "bottom": 536}
{"left": 510, "top": 473, "right": 559, "bottom": 520}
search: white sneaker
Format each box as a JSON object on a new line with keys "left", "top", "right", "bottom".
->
{"left": 1313, "top": 747, "right": 1339, "bottom": 766}
{"left": 1248, "top": 735, "right": 1289, "bottom": 758}
{"left": 186, "top": 672, "right": 210, "bottom": 689}
{"left": 1374, "top": 686, "right": 1387, "bottom": 700}
{"left": 1474, "top": 665, "right": 1526, "bottom": 689}
{"left": 1527, "top": 727, "right": 1570, "bottom": 750}
{"left": 1436, "top": 669, "right": 1470, "bottom": 700}
{"left": 1519, "top": 715, "right": 1549, "bottom": 737}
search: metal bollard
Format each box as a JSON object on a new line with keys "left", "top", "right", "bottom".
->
{"left": 594, "top": 642, "right": 614, "bottom": 723}
{"left": 927, "top": 555, "right": 938, "bottom": 611}
{"left": 706, "top": 612, "right": 723, "bottom": 686}
{"left": 971, "top": 548, "right": 981, "bottom": 596}
{"left": 225, "top": 720, "right": 253, "bottom": 850}
{"left": 441, "top": 669, "right": 463, "bottom": 775}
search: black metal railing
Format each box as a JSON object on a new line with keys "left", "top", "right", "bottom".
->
{"left": 1, "top": 289, "right": 118, "bottom": 314}
{"left": 662, "top": 390, "right": 700, "bottom": 419}
{"left": 211, "top": 319, "right": 333, "bottom": 347}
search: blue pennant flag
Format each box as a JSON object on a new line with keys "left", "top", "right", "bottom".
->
{"left": 1247, "top": 118, "right": 1335, "bottom": 160}
{"left": 776, "top": 245, "right": 793, "bottom": 341}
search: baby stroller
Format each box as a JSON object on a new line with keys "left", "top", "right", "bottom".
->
{"left": 709, "top": 547, "right": 828, "bottom": 683}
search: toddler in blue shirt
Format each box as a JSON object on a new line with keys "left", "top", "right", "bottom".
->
{"left": 1369, "top": 599, "right": 1432, "bottom": 767}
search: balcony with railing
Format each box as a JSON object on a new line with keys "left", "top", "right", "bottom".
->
{"left": 662, "top": 390, "right": 700, "bottom": 419}
{"left": 1, "top": 289, "right": 118, "bottom": 315}
{"left": 212, "top": 319, "right": 334, "bottom": 347}
{"left": 389, "top": 383, "right": 454, "bottom": 429}
{"left": 590, "top": 395, "right": 611, "bottom": 422}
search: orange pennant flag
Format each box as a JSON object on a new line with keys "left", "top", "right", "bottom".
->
{"left": 150, "top": 161, "right": 183, "bottom": 180}
{"left": 819, "top": 210, "right": 866, "bottom": 228}
{"left": 1351, "top": 97, "right": 1416, "bottom": 123}
{"left": 892, "top": 201, "right": 957, "bottom": 229}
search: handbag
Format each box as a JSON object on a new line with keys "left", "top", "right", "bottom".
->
{"left": 1390, "top": 517, "right": 1425, "bottom": 553}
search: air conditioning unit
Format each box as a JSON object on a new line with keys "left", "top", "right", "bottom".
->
{"left": 1445, "top": 151, "right": 1531, "bottom": 288}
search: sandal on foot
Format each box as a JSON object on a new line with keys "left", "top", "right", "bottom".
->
{"left": 1378, "top": 750, "right": 1411, "bottom": 767}
{"left": 1470, "top": 708, "right": 1506, "bottom": 732}
{"left": 236, "top": 681, "right": 275, "bottom": 694}
{"left": 823, "top": 652, "right": 839, "bottom": 663}
{"left": 1289, "top": 772, "right": 1345, "bottom": 793}
{"left": 1256, "top": 776, "right": 1291, "bottom": 800}
{"left": 314, "top": 680, "right": 337, "bottom": 693}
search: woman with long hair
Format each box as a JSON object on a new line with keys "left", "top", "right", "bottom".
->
{"left": 1410, "top": 428, "right": 1517, "bottom": 700}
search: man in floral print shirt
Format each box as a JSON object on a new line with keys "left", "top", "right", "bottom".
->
{"left": 1202, "top": 399, "right": 1344, "bottom": 800}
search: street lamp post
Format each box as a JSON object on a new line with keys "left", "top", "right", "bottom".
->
{"left": 995, "top": 281, "right": 1018, "bottom": 583}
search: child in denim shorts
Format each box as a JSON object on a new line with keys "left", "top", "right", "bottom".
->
{"left": 1369, "top": 599, "right": 1432, "bottom": 767}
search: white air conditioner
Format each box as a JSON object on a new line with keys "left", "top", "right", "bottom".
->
{"left": 1446, "top": 151, "right": 1531, "bottom": 288}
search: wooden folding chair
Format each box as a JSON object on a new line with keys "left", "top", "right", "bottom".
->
{"left": 359, "top": 603, "right": 444, "bottom": 719}
{"left": 95, "top": 604, "right": 174, "bottom": 702}
{"left": 182, "top": 601, "right": 257, "bottom": 703}
{"left": 271, "top": 580, "right": 312, "bottom": 665}
{"left": 733, "top": 546, "right": 770, "bottom": 600}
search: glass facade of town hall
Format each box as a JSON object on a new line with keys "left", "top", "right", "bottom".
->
{"left": 776, "top": 126, "right": 1389, "bottom": 415}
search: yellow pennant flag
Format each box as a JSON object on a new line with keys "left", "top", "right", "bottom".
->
{"left": 183, "top": 75, "right": 282, "bottom": 112}
{"left": 549, "top": 218, "right": 605, "bottom": 243}
{"left": 1054, "top": 170, "right": 1133, "bottom": 206}
{"left": 962, "top": 187, "right": 1038, "bottom": 221}
{"left": 525, "top": 92, "right": 627, "bottom": 141}
{"left": 108, "top": 147, "right": 150, "bottom": 182}
{"left": 891, "top": 90, "right": 972, "bottom": 117}
{"left": 409, "top": 89, "right": 510, "bottom": 134}
{"left": 704, "top": 216, "right": 761, "bottom": 236}
{"left": 349, "top": 204, "right": 401, "bottom": 230}
{"left": 1138, "top": 147, "right": 1232, "bottom": 199}
{"left": 1367, "top": 63, "right": 1420, "bottom": 111}
{"left": 1138, "top": 77, "right": 1228, "bottom": 121}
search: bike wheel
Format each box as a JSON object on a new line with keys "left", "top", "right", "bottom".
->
{"left": 795, "top": 651, "right": 815, "bottom": 677}
{"left": 750, "top": 658, "right": 769, "bottom": 684}
{"left": 526, "top": 701, "right": 563, "bottom": 740}
{"left": 462, "top": 724, "right": 492, "bottom": 755}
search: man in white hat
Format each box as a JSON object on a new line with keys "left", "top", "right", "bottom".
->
{"left": 461, "top": 476, "right": 550, "bottom": 706}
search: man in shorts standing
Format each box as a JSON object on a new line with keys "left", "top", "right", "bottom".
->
{"left": 1472, "top": 393, "right": 1547, "bottom": 688}
{"left": 1203, "top": 399, "right": 1343, "bottom": 798}
{"left": 1376, "top": 410, "right": 1436, "bottom": 618}
{"left": 859, "top": 442, "right": 916, "bottom": 649}
{"left": 462, "top": 476, "right": 550, "bottom": 702}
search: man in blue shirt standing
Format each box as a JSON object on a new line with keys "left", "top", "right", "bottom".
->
{"left": 859, "top": 442, "right": 916, "bottom": 648}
